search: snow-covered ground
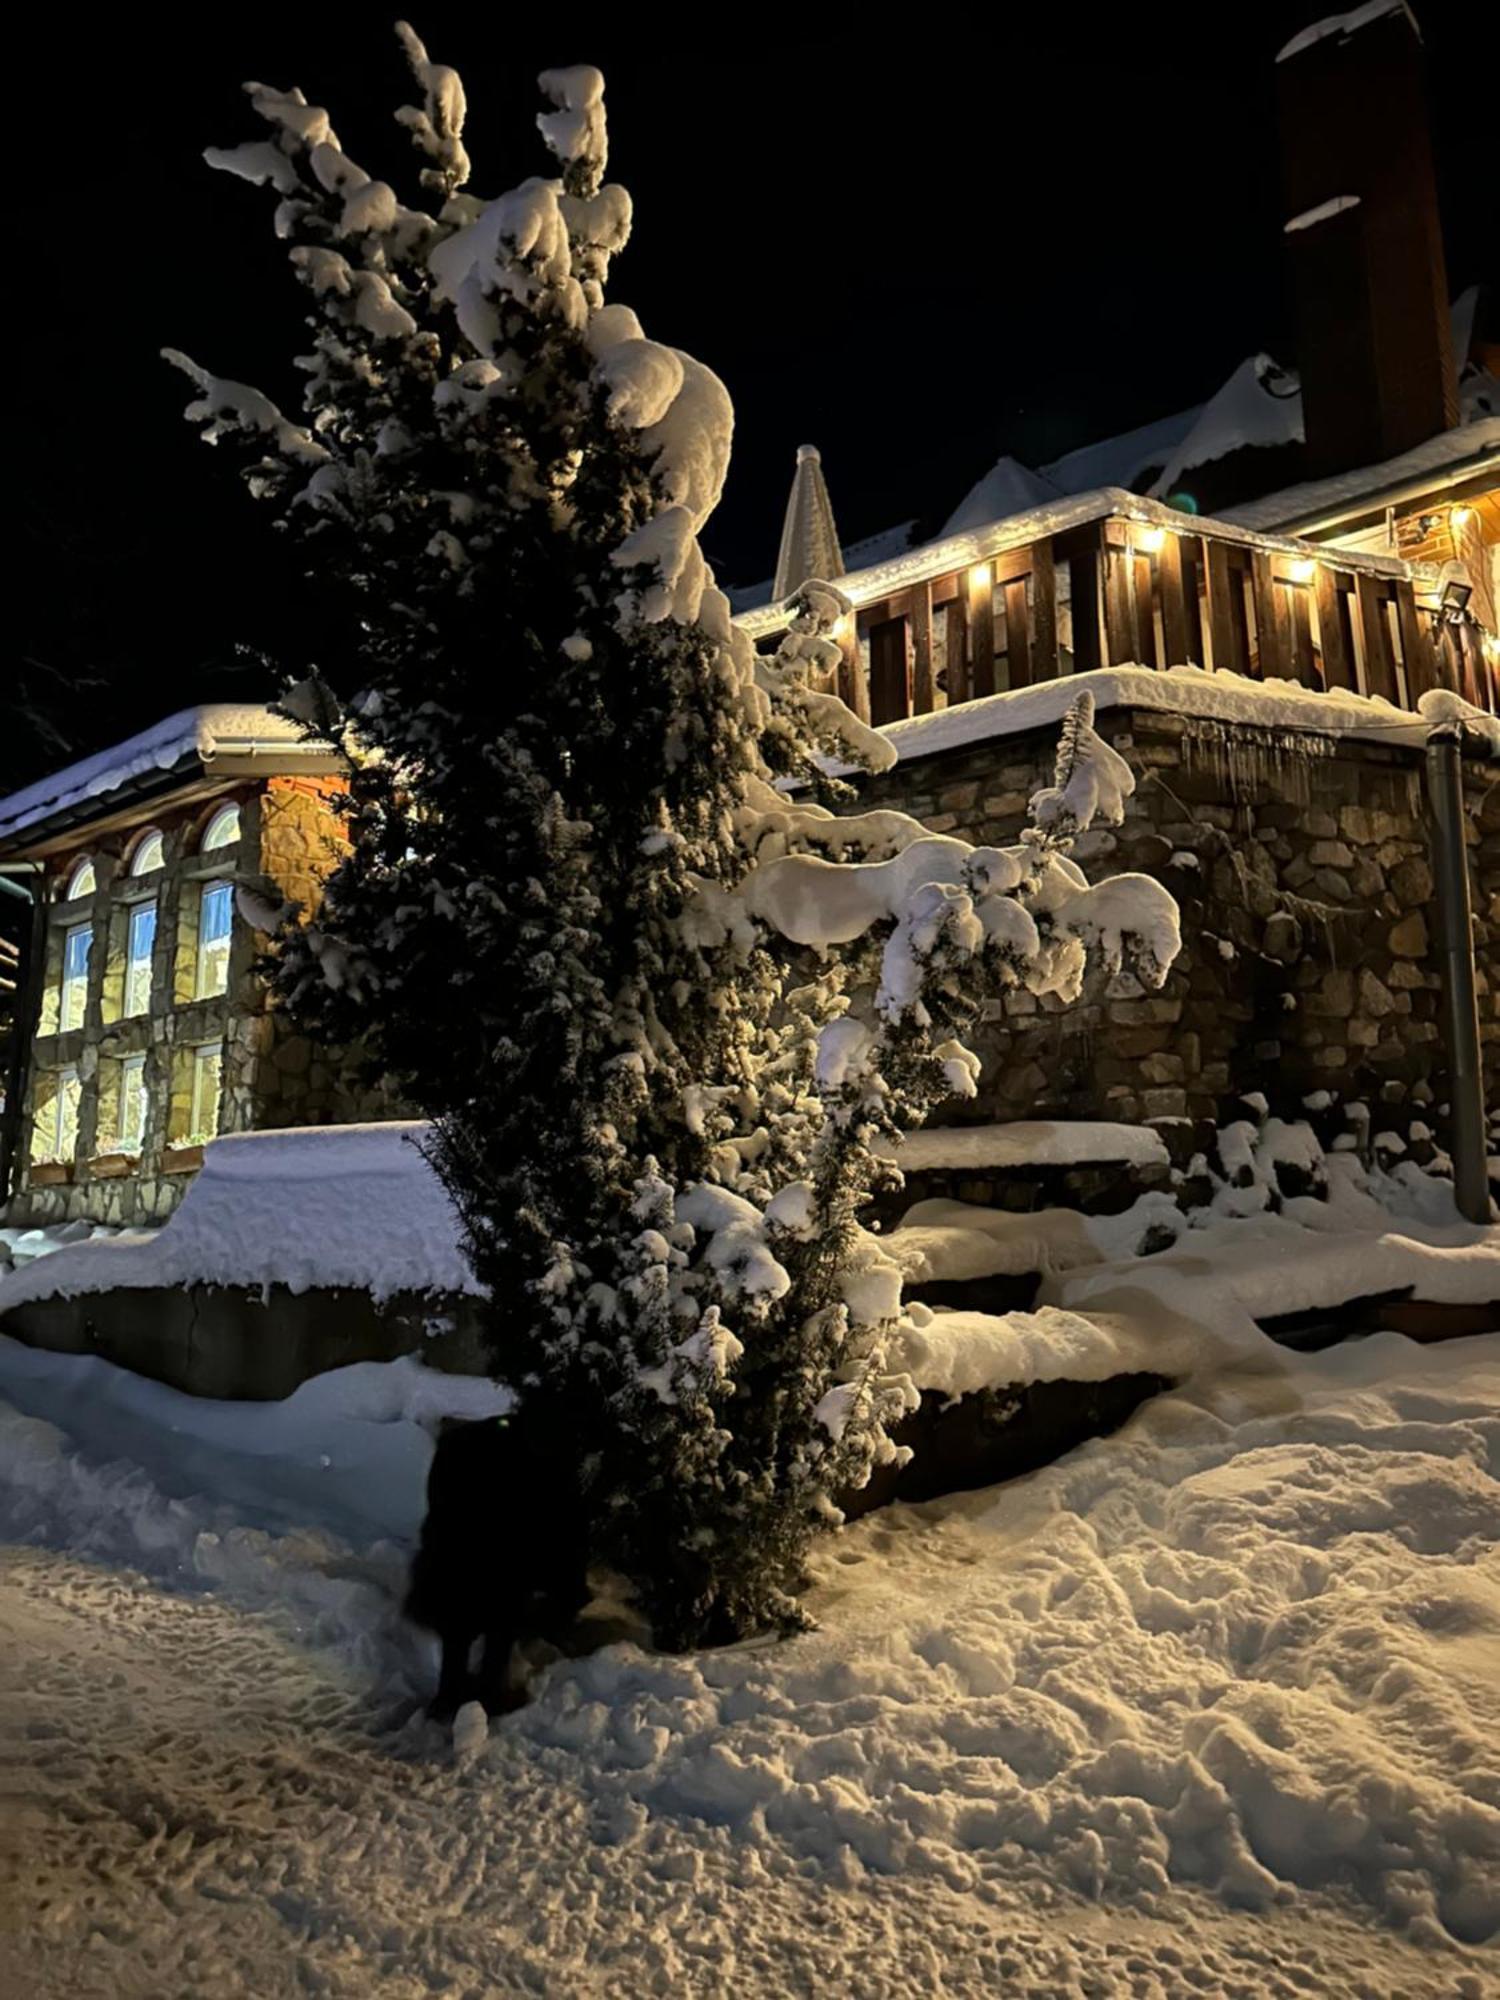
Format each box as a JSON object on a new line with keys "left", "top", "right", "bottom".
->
{"left": 3, "top": 1311, "right": 1496, "bottom": 1997}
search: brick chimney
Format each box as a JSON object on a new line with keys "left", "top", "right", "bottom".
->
{"left": 1277, "top": 2, "right": 1458, "bottom": 477}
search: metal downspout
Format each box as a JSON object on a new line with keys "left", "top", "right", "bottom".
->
{"left": 0, "top": 864, "right": 45, "bottom": 1210}
{"left": 1424, "top": 725, "right": 1489, "bottom": 1223}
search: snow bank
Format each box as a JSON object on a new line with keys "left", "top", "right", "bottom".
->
{"left": 0, "top": 1122, "right": 477, "bottom": 1312}
{"left": 888, "top": 1192, "right": 1185, "bottom": 1285}
{"left": 882, "top": 1119, "right": 1169, "bottom": 1174}
{"left": 0, "top": 1338, "right": 506, "bottom": 1548}
{"left": 0, "top": 704, "right": 335, "bottom": 843}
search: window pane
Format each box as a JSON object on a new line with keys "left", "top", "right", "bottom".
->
{"left": 203, "top": 804, "right": 241, "bottom": 853}
{"left": 125, "top": 903, "right": 157, "bottom": 1016}
{"left": 196, "top": 884, "right": 233, "bottom": 999}
{"left": 61, "top": 925, "right": 92, "bottom": 1031}
{"left": 190, "top": 1045, "right": 222, "bottom": 1142}
{"left": 131, "top": 831, "right": 165, "bottom": 877}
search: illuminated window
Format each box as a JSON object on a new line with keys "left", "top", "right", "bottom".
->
{"left": 196, "top": 883, "right": 234, "bottom": 999}
{"left": 61, "top": 923, "right": 92, "bottom": 1031}
{"left": 32, "top": 1066, "right": 81, "bottom": 1163}
{"left": 65, "top": 857, "right": 96, "bottom": 902}
{"left": 118, "top": 1054, "right": 147, "bottom": 1152}
{"left": 130, "top": 829, "right": 165, "bottom": 876}
{"left": 125, "top": 902, "right": 157, "bottom": 1016}
{"left": 202, "top": 803, "right": 241, "bottom": 853}
{"left": 189, "top": 1043, "right": 223, "bottom": 1142}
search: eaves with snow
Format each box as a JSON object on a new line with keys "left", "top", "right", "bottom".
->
{"left": 0, "top": 705, "right": 342, "bottom": 852}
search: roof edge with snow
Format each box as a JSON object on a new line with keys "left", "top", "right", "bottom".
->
{"left": 0, "top": 705, "right": 343, "bottom": 852}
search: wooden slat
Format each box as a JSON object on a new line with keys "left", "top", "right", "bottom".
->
{"left": 944, "top": 597, "right": 970, "bottom": 706}
{"left": 1003, "top": 577, "right": 1032, "bottom": 688}
{"left": 1355, "top": 573, "right": 1398, "bottom": 703}
{"left": 837, "top": 620, "right": 868, "bottom": 720}
{"left": 1160, "top": 531, "right": 1191, "bottom": 664}
{"left": 1314, "top": 565, "right": 1353, "bottom": 689}
{"left": 1132, "top": 554, "right": 1159, "bottom": 668}
{"left": 1067, "top": 531, "right": 1103, "bottom": 674}
{"left": 1394, "top": 578, "right": 1438, "bottom": 702}
{"left": 993, "top": 546, "right": 1033, "bottom": 585}
{"left": 1251, "top": 553, "right": 1288, "bottom": 682}
{"left": 868, "top": 617, "right": 909, "bottom": 726}
{"left": 968, "top": 563, "right": 995, "bottom": 698}
{"left": 1030, "top": 542, "right": 1059, "bottom": 681}
{"left": 1205, "top": 541, "right": 1246, "bottom": 677}
{"left": 909, "top": 580, "right": 935, "bottom": 714}
{"left": 1289, "top": 585, "right": 1317, "bottom": 686}
{"left": 1103, "top": 542, "right": 1135, "bottom": 665}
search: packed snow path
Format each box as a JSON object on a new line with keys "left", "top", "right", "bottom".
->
{"left": 2, "top": 1331, "right": 1496, "bottom": 1998}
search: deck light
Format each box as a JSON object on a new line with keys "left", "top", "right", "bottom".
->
{"left": 1134, "top": 526, "right": 1166, "bottom": 555}
{"left": 968, "top": 563, "right": 990, "bottom": 594}
{"left": 1286, "top": 557, "right": 1316, "bottom": 583}
{"left": 1450, "top": 506, "right": 1474, "bottom": 531}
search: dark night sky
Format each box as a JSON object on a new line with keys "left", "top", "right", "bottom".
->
{"left": 8, "top": 1, "right": 1494, "bottom": 792}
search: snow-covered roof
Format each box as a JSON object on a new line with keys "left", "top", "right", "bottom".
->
{"left": 0, "top": 704, "right": 341, "bottom": 849}
{"left": 1277, "top": 0, "right": 1418, "bottom": 63}
{"left": 830, "top": 668, "right": 1498, "bottom": 774}
{"left": 1148, "top": 356, "right": 1304, "bottom": 501}
{"left": 772, "top": 444, "right": 845, "bottom": 602}
{"left": 1038, "top": 405, "right": 1203, "bottom": 498}
{"left": 1222, "top": 418, "right": 1500, "bottom": 535}
{"left": 942, "top": 458, "right": 1062, "bottom": 538}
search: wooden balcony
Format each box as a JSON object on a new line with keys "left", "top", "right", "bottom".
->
{"left": 737, "top": 489, "right": 1497, "bottom": 722}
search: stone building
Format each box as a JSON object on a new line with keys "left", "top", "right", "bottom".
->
{"left": 847, "top": 679, "right": 1497, "bottom": 1195}
{"left": 0, "top": 705, "right": 391, "bottom": 1229}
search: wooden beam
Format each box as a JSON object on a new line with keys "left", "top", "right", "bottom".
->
{"left": 836, "top": 619, "right": 868, "bottom": 721}
{"left": 1030, "top": 542, "right": 1059, "bottom": 681}
{"left": 1132, "top": 554, "right": 1159, "bottom": 668}
{"left": 1315, "top": 565, "right": 1354, "bottom": 690}
{"left": 1205, "top": 540, "right": 1246, "bottom": 677}
{"left": 945, "top": 595, "right": 971, "bottom": 706}
{"left": 968, "top": 562, "right": 995, "bottom": 698}
{"left": 1394, "top": 578, "right": 1438, "bottom": 703}
{"left": 868, "top": 616, "right": 909, "bottom": 726}
{"left": 1289, "top": 584, "right": 1317, "bottom": 687}
{"left": 1103, "top": 541, "right": 1135, "bottom": 665}
{"left": 1160, "top": 531, "right": 1192, "bottom": 665}
{"left": 1355, "top": 572, "right": 1398, "bottom": 703}
{"left": 1064, "top": 527, "right": 1103, "bottom": 674}
{"left": 909, "top": 579, "right": 935, "bottom": 714}
{"left": 1251, "top": 552, "right": 1288, "bottom": 682}
{"left": 1003, "top": 577, "right": 1032, "bottom": 688}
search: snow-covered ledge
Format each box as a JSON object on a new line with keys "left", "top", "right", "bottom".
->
{"left": 0, "top": 1123, "right": 476, "bottom": 1313}
{"left": 830, "top": 668, "right": 1499, "bottom": 775}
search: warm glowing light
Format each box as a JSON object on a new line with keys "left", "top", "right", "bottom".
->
{"left": 1135, "top": 526, "right": 1167, "bottom": 555}
{"left": 968, "top": 563, "right": 991, "bottom": 593}
{"left": 1450, "top": 506, "right": 1474, "bottom": 531}
{"left": 1286, "top": 557, "right": 1316, "bottom": 583}
{"left": 832, "top": 612, "right": 855, "bottom": 643}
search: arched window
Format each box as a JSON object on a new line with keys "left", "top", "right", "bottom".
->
{"left": 129, "top": 828, "right": 165, "bottom": 876}
{"left": 65, "top": 857, "right": 96, "bottom": 902}
{"left": 201, "top": 803, "right": 241, "bottom": 853}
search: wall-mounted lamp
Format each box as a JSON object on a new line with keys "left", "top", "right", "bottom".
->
{"left": 1285, "top": 557, "right": 1316, "bottom": 584}
{"left": 1134, "top": 526, "right": 1167, "bottom": 555}
{"left": 1440, "top": 577, "right": 1472, "bottom": 618}
{"left": 968, "top": 563, "right": 991, "bottom": 592}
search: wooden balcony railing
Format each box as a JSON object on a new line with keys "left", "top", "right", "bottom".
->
{"left": 740, "top": 490, "right": 1497, "bottom": 723}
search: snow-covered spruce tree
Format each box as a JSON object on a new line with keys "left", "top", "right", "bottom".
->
{"left": 167, "top": 29, "right": 1180, "bottom": 1644}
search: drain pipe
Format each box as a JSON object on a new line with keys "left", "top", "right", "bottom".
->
{"left": 1424, "top": 724, "right": 1489, "bottom": 1223}
{"left": 0, "top": 864, "right": 45, "bottom": 1209}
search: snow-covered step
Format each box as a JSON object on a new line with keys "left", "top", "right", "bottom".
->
{"left": 881, "top": 1120, "right": 1170, "bottom": 1174}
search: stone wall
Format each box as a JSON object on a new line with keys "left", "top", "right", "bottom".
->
{"left": 854, "top": 705, "right": 1498, "bottom": 1154}
{"left": 9, "top": 778, "right": 394, "bottom": 1230}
